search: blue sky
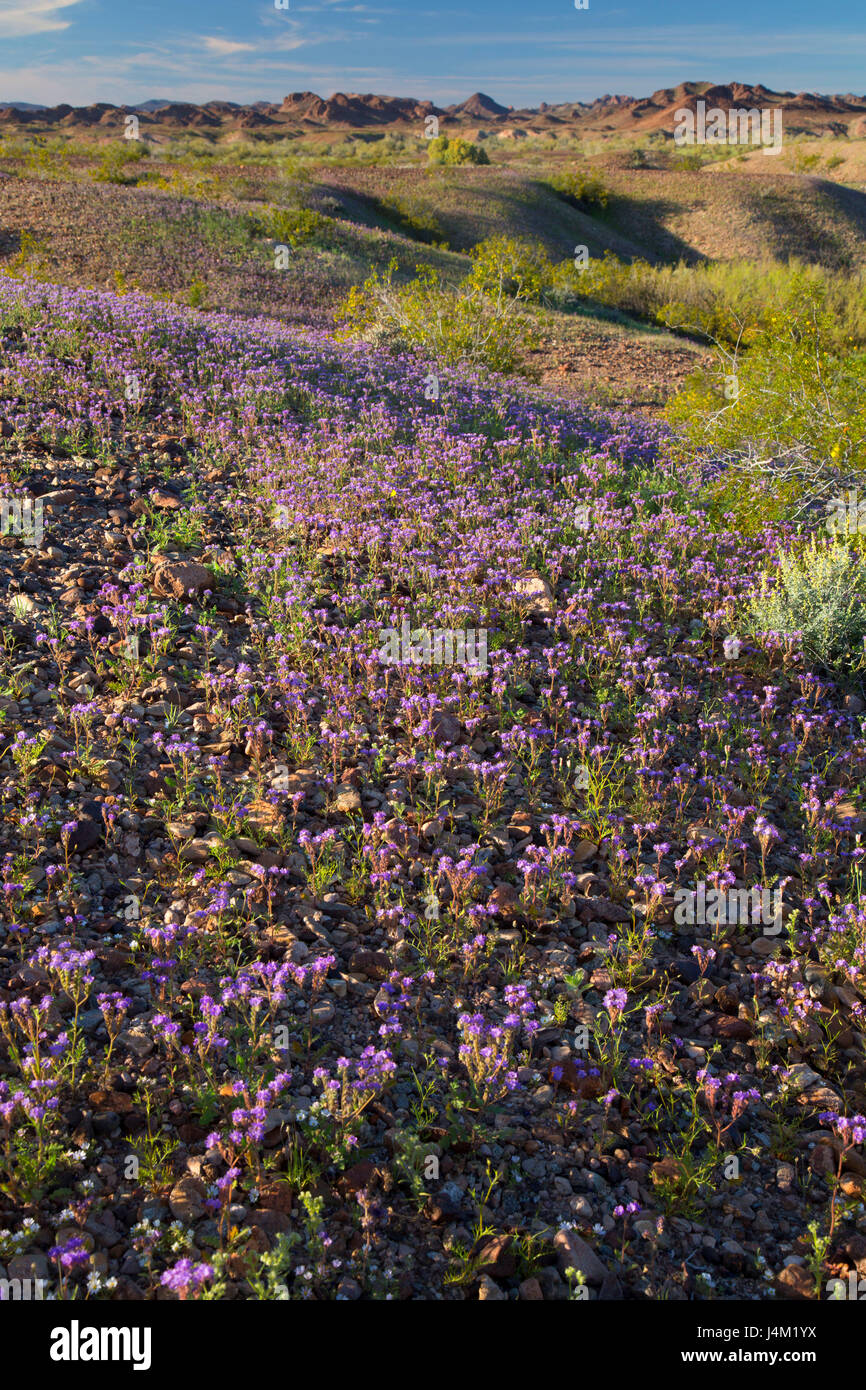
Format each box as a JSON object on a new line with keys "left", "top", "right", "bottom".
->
{"left": 2, "top": 0, "right": 865, "bottom": 108}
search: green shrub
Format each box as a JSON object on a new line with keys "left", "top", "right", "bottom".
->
{"left": 263, "top": 206, "right": 330, "bottom": 248}
{"left": 427, "top": 135, "right": 489, "bottom": 166}
{"left": 91, "top": 141, "right": 149, "bottom": 185}
{"left": 0, "top": 231, "right": 50, "bottom": 281}
{"left": 547, "top": 167, "right": 609, "bottom": 210}
{"left": 376, "top": 194, "right": 448, "bottom": 247}
{"left": 185, "top": 278, "right": 207, "bottom": 309}
{"left": 335, "top": 259, "right": 532, "bottom": 374}
{"left": 555, "top": 250, "right": 671, "bottom": 323}
{"left": 785, "top": 142, "right": 822, "bottom": 173}
{"left": 665, "top": 278, "right": 866, "bottom": 514}
{"left": 747, "top": 538, "right": 866, "bottom": 680}
{"left": 23, "top": 138, "right": 72, "bottom": 181}
{"left": 184, "top": 208, "right": 262, "bottom": 258}
{"left": 555, "top": 251, "right": 866, "bottom": 349}
{"left": 673, "top": 150, "right": 707, "bottom": 172}
{"left": 468, "top": 235, "right": 555, "bottom": 303}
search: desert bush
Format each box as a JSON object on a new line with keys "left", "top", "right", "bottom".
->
{"left": 0, "top": 135, "right": 32, "bottom": 160}
{"left": 556, "top": 251, "right": 866, "bottom": 349}
{"left": 668, "top": 260, "right": 866, "bottom": 348}
{"left": 784, "top": 142, "right": 822, "bottom": 173}
{"left": 376, "top": 194, "right": 448, "bottom": 247}
{"left": 185, "top": 278, "right": 207, "bottom": 309}
{"left": 144, "top": 167, "right": 221, "bottom": 199}
{"left": 335, "top": 258, "right": 531, "bottom": 374}
{"left": 190, "top": 208, "right": 261, "bottom": 255}
{"left": 547, "top": 167, "right": 609, "bottom": 210}
{"left": 427, "top": 136, "right": 489, "bottom": 166}
{"left": 0, "top": 232, "right": 51, "bottom": 281}
{"left": 91, "top": 141, "right": 149, "bottom": 185}
{"left": 467, "top": 235, "right": 555, "bottom": 303}
{"left": 263, "top": 206, "right": 330, "bottom": 248}
{"left": 555, "top": 250, "right": 673, "bottom": 323}
{"left": 673, "top": 150, "right": 706, "bottom": 172}
{"left": 747, "top": 538, "right": 866, "bottom": 680}
{"left": 23, "top": 138, "right": 73, "bottom": 181}
{"left": 666, "top": 278, "right": 866, "bottom": 521}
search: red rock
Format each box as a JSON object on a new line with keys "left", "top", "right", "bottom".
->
{"left": 554, "top": 1229, "right": 608, "bottom": 1285}
{"left": 711, "top": 1014, "right": 753, "bottom": 1040}
{"left": 431, "top": 711, "right": 461, "bottom": 747}
{"left": 341, "top": 1159, "right": 377, "bottom": 1193}
{"left": 555, "top": 1058, "right": 605, "bottom": 1098}
{"left": 88, "top": 1089, "right": 133, "bottom": 1113}
{"left": 258, "top": 1182, "right": 294, "bottom": 1215}
{"left": 152, "top": 560, "right": 214, "bottom": 599}
{"left": 519, "top": 1276, "right": 544, "bottom": 1300}
{"left": 774, "top": 1264, "right": 815, "bottom": 1299}
{"left": 515, "top": 572, "right": 556, "bottom": 622}
{"left": 168, "top": 1174, "right": 206, "bottom": 1223}
{"left": 809, "top": 1144, "right": 836, "bottom": 1177}
{"left": 471, "top": 1234, "right": 515, "bottom": 1278}
{"left": 177, "top": 1123, "right": 207, "bottom": 1144}
{"left": 652, "top": 1156, "right": 686, "bottom": 1185}
{"left": 246, "top": 1209, "right": 291, "bottom": 1243}
{"left": 348, "top": 948, "right": 389, "bottom": 979}
{"left": 488, "top": 884, "right": 520, "bottom": 917}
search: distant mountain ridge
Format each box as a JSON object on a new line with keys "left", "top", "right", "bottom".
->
{"left": 2, "top": 82, "right": 865, "bottom": 135}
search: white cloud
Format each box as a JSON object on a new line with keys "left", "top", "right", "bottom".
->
{"left": 0, "top": 0, "right": 84, "bottom": 38}
{"left": 201, "top": 36, "right": 256, "bottom": 57}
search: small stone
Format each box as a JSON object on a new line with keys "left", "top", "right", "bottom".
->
{"left": 431, "top": 711, "right": 460, "bottom": 747}
{"left": 150, "top": 487, "right": 183, "bottom": 510}
{"left": 536, "top": 1264, "right": 567, "bottom": 1300}
{"left": 118, "top": 1028, "right": 154, "bottom": 1059}
{"left": 8, "top": 1251, "right": 50, "bottom": 1281}
{"left": 179, "top": 839, "right": 211, "bottom": 863}
{"left": 477, "top": 1274, "right": 508, "bottom": 1301}
{"left": 489, "top": 884, "right": 520, "bottom": 917}
{"left": 519, "top": 1276, "right": 544, "bottom": 1301}
{"left": 152, "top": 561, "right": 215, "bottom": 599}
{"left": 774, "top": 1264, "right": 815, "bottom": 1300}
{"left": 427, "top": 1182, "right": 465, "bottom": 1223}
{"left": 711, "top": 1014, "right": 752, "bottom": 1041}
{"left": 67, "top": 803, "right": 104, "bottom": 853}
{"left": 553, "top": 1228, "right": 607, "bottom": 1285}
{"left": 311, "top": 998, "right": 335, "bottom": 1025}
{"left": 785, "top": 1063, "right": 822, "bottom": 1095}
{"left": 515, "top": 572, "right": 556, "bottom": 622}
{"left": 333, "top": 787, "right": 361, "bottom": 813}
{"left": 751, "top": 937, "right": 778, "bottom": 957}
{"left": 169, "top": 1175, "right": 206, "bottom": 1223}
{"left": 472, "top": 1234, "right": 515, "bottom": 1279}
{"left": 809, "top": 1145, "right": 836, "bottom": 1177}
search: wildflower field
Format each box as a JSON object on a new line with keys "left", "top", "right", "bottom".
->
{"left": 0, "top": 264, "right": 865, "bottom": 1315}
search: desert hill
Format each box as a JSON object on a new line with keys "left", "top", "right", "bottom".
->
{"left": 2, "top": 81, "right": 866, "bottom": 139}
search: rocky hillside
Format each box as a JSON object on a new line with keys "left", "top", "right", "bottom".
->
{"left": 3, "top": 81, "right": 865, "bottom": 140}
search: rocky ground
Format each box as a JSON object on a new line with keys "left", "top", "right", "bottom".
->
{"left": 0, "top": 277, "right": 865, "bottom": 1303}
